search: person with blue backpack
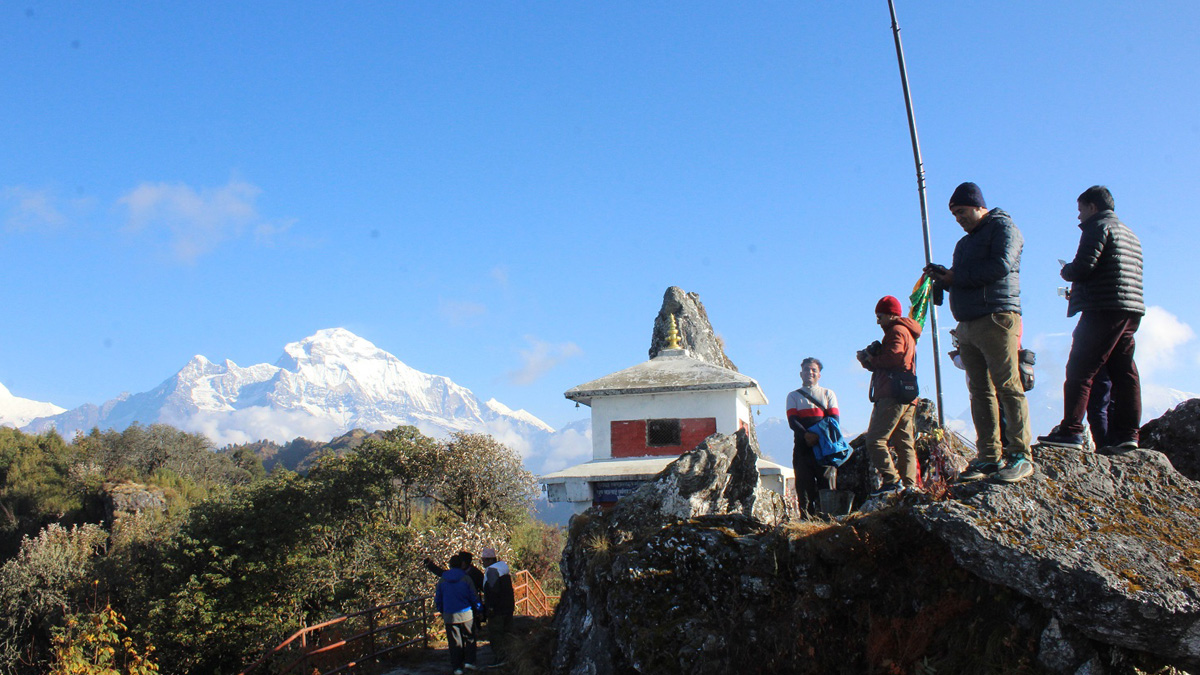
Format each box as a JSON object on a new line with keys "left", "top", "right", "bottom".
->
{"left": 857, "top": 295, "right": 922, "bottom": 496}
{"left": 786, "top": 357, "right": 844, "bottom": 516}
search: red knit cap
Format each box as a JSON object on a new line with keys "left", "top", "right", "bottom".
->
{"left": 875, "top": 295, "right": 902, "bottom": 317}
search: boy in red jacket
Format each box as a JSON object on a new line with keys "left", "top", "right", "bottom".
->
{"left": 857, "top": 295, "right": 922, "bottom": 495}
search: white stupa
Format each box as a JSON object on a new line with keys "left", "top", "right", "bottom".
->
{"left": 540, "top": 316, "right": 792, "bottom": 514}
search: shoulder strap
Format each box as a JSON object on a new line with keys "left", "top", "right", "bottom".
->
{"left": 796, "top": 388, "right": 829, "bottom": 416}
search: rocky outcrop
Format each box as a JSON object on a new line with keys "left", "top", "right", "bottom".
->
{"left": 647, "top": 287, "right": 766, "bottom": 456}
{"left": 103, "top": 482, "right": 166, "bottom": 522}
{"left": 552, "top": 416, "right": 1200, "bottom": 674}
{"left": 552, "top": 429, "right": 788, "bottom": 675}
{"left": 922, "top": 444, "right": 1200, "bottom": 666}
{"left": 1140, "top": 398, "right": 1200, "bottom": 481}
{"left": 593, "top": 429, "right": 788, "bottom": 540}
{"left": 648, "top": 287, "right": 737, "bottom": 371}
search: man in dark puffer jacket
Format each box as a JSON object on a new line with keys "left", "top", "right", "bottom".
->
{"left": 925, "top": 182, "right": 1034, "bottom": 485}
{"left": 1038, "top": 185, "right": 1144, "bottom": 452}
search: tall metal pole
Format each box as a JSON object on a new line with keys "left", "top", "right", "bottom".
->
{"left": 887, "top": 0, "right": 946, "bottom": 427}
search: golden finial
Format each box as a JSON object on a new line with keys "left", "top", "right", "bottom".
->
{"left": 666, "top": 314, "right": 682, "bottom": 350}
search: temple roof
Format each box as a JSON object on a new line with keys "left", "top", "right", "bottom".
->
{"left": 564, "top": 348, "right": 768, "bottom": 406}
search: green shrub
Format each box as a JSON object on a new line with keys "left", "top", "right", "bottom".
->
{"left": 50, "top": 604, "right": 159, "bottom": 675}
{"left": 0, "top": 523, "right": 108, "bottom": 673}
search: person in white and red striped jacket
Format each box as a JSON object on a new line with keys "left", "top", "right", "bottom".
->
{"left": 786, "top": 357, "right": 840, "bottom": 516}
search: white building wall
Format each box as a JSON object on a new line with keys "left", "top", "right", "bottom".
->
{"left": 735, "top": 397, "right": 753, "bottom": 430}
{"left": 589, "top": 390, "right": 742, "bottom": 459}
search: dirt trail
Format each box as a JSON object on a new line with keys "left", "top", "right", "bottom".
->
{"left": 380, "top": 641, "right": 503, "bottom": 675}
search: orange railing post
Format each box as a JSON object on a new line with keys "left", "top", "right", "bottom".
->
{"left": 510, "top": 570, "right": 559, "bottom": 618}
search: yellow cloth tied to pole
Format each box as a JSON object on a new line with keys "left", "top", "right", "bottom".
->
{"left": 909, "top": 275, "right": 933, "bottom": 328}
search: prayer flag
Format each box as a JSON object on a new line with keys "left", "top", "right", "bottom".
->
{"left": 909, "top": 275, "right": 932, "bottom": 328}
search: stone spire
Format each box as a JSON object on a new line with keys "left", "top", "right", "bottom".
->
{"left": 648, "top": 286, "right": 761, "bottom": 455}
{"left": 648, "top": 287, "right": 738, "bottom": 371}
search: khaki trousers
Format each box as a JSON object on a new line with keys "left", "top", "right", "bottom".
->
{"left": 957, "top": 311, "right": 1031, "bottom": 463}
{"left": 864, "top": 398, "right": 918, "bottom": 487}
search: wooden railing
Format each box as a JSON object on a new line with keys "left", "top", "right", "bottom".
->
{"left": 513, "top": 569, "right": 559, "bottom": 617}
{"left": 240, "top": 569, "right": 559, "bottom": 675}
{"left": 238, "top": 594, "right": 434, "bottom": 675}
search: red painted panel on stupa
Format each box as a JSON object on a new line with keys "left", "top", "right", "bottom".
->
{"left": 610, "top": 417, "right": 717, "bottom": 458}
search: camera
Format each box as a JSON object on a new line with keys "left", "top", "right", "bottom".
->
{"left": 856, "top": 340, "right": 882, "bottom": 367}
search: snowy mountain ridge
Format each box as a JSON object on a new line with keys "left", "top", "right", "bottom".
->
{"left": 21, "top": 328, "right": 558, "bottom": 448}
{"left": 0, "top": 381, "right": 65, "bottom": 429}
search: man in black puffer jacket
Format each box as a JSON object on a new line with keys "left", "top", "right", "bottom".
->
{"left": 1038, "top": 186, "right": 1145, "bottom": 452}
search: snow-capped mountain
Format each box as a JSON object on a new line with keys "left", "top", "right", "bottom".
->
{"left": 0, "top": 382, "right": 65, "bottom": 428}
{"left": 23, "top": 328, "right": 556, "bottom": 447}
{"left": 1143, "top": 385, "right": 1200, "bottom": 421}
{"left": 754, "top": 416, "right": 795, "bottom": 464}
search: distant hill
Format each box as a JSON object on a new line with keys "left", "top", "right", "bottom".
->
{"left": 227, "top": 428, "right": 388, "bottom": 473}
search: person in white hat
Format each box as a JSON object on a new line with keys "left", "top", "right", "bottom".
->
{"left": 480, "top": 547, "right": 514, "bottom": 666}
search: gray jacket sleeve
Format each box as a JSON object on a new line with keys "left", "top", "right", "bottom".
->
{"left": 1060, "top": 221, "right": 1105, "bottom": 282}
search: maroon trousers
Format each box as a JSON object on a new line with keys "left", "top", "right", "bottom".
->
{"left": 1061, "top": 311, "right": 1141, "bottom": 443}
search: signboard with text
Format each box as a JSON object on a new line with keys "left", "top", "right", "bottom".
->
{"left": 593, "top": 480, "right": 644, "bottom": 503}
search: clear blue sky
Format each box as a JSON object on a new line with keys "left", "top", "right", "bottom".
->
{"left": 4, "top": 2, "right": 1199, "bottom": 451}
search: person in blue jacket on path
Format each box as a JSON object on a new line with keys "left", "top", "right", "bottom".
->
{"left": 435, "top": 552, "right": 482, "bottom": 674}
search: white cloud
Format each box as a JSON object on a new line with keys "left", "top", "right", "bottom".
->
{"left": 1026, "top": 331, "right": 1072, "bottom": 356}
{"left": 438, "top": 298, "right": 488, "bottom": 326}
{"left": 413, "top": 419, "right": 453, "bottom": 441}
{"left": 490, "top": 266, "right": 510, "bottom": 288}
{"left": 1138, "top": 306, "right": 1195, "bottom": 374}
{"left": 253, "top": 219, "right": 295, "bottom": 244}
{"left": 3, "top": 186, "right": 67, "bottom": 230}
{"left": 944, "top": 418, "right": 969, "bottom": 435}
{"left": 120, "top": 179, "right": 292, "bottom": 262}
{"left": 507, "top": 336, "right": 582, "bottom": 385}
{"left": 481, "top": 417, "right": 535, "bottom": 460}
{"left": 537, "top": 426, "right": 592, "bottom": 473}
{"left": 167, "top": 407, "right": 343, "bottom": 447}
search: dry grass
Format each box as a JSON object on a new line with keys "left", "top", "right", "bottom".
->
{"left": 505, "top": 616, "right": 556, "bottom": 675}
{"left": 582, "top": 530, "right": 610, "bottom": 555}
{"left": 780, "top": 519, "right": 836, "bottom": 538}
